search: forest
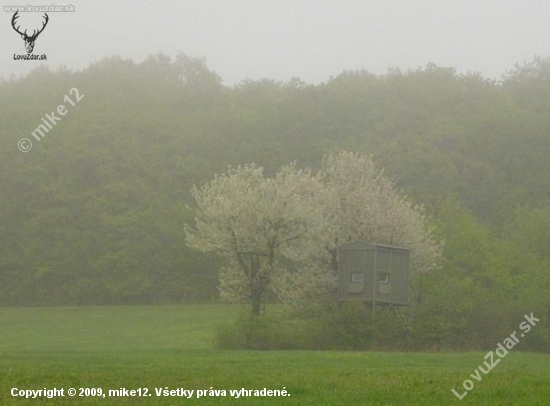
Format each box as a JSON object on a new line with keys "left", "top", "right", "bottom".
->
{"left": 1, "top": 53, "right": 549, "bottom": 350}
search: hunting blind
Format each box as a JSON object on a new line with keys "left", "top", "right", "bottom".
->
{"left": 337, "top": 241, "right": 410, "bottom": 306}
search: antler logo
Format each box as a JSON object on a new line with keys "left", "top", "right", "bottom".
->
{"left": 11, "top": 11, "right": 49, "bottom": 53}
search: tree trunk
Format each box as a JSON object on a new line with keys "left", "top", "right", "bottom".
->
{"left": 249, "top": 255, "right": 264, "bottom": 315}
{"left": 251, "top": 294, "right": 262, "bottom": 315}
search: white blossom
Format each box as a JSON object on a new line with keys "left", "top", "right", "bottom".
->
{"left": 185, "top": 152, "right": 441, "bottom": 313}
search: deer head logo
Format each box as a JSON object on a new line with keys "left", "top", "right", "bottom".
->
{"left": 11, "top": 12, "right": 49, "bottom": 53}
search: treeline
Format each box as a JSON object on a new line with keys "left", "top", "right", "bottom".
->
{"left": 1, "top": 53, "right": 549, "bottom": 328}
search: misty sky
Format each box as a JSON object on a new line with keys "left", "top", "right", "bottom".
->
{"left": 2, "top": 0, "right": 550, "bottom": 85}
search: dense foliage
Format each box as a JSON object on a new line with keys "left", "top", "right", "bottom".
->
{"left": 1, "top": 53, "right": 549, "bottom": 349}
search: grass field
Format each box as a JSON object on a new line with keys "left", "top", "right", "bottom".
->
{"left": 1, "top": 305, "right": 549, "bottom": 405}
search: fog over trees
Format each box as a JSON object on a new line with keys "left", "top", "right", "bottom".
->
{"left": 1, "top": 54, "right": 549, "bottom": 349}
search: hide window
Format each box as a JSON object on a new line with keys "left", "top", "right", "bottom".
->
{"left": 348, "top": 273, "right": 365, "bottom": 293}
{"left": 351, "top": 273, "right": 365, "bottom": 282}
{"left": 377, "top": 272, "right": 390, "bottom": 295}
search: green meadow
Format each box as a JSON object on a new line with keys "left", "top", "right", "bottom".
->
{"left": 1, "top": 305, "right": 549, "bottom": 405}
